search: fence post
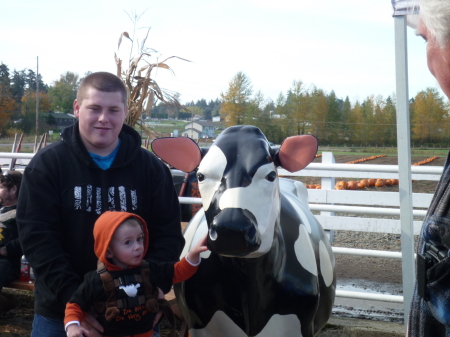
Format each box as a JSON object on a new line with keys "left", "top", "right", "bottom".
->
{"left": 321, "top": 152, "right": 335, "bottom": 242}
{"left": 394, "top": 15, "right": 416, "bottom": 324}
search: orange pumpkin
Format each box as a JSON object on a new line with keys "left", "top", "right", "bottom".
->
{"left": 336, "top": 181, "right": 347, "bottom": 189}
{"left": 368, "top": 179, "right": 377, "bottom": 186}
{"left": 347, "top": 181, "right": 357, "bottom": 190}
{"left": 375, "top": 179, "right": 384, "bottom": 187}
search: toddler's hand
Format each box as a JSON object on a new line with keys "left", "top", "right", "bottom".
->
{"left": 67, "top": 323, "right": 90, "bottom": 337}
{"left": 187, "top": 234, "right": 209, "bottom": 264}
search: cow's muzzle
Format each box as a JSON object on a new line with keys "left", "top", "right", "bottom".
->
{"left": 208, "top": 208, "right": 261, "bottom": 256}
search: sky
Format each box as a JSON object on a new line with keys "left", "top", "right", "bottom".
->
{"left": 0, "top": 0, "right": 443, "bottom": 105}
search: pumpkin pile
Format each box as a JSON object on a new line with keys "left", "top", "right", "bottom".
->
{"left": 334, "top": 179, "right": 399, "bottom": 190}
{"left": 345, "top": 155, "right": 386, "bottom": 164}
{"left": 412, "top": 156, "right": 439, "bottom": 166}
{"left": 304, "top": 155, "right": 440, "bottom": 190}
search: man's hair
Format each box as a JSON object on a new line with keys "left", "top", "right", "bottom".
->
{"left": 420, "top": 0, "right": 450, "bottom": 47}
{"left": 0, "top": 171, "right": 22, "bottom": 196}
{"left": 77, "top": 72, "right": 128, "bottom": 106}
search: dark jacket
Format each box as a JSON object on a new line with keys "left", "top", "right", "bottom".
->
{"left": 17, "top": 122, "right": 184, "bottom": 320}
{"left": 68, "top": 266, "right": 160, "bottom": 336}
{"left": 409, "top": 150, "right": 450, "bottom": 336}
{"left": 0, "top": 205, "right": 21, "bottom": 284}
{"left": 0, "top": 205, "right": 21, "bottom": 258}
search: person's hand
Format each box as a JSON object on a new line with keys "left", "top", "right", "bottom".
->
{"left": 152, "top": 287, "right": 165, "bottom": 328}
{"left": 66, "top": 323, "right": 90, "bottom": 337}
{"left": 80, "top": 313, "right": 103, "bottom": 337}
{"left": 0, "top": 246, "right": 7, "bottom": 256}
{"left": 187, "top": 234, "right": 208, "bottom": 264}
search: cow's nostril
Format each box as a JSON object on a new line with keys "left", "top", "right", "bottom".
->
{"left": 244, "top": 225, "right": 259, "bottom": 246}
{"left": 209, "top": 227, "right": 218, "bottom": 241}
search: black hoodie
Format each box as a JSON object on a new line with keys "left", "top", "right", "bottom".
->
{"left": 17, "top": 121, "right": 184, "bottom": 320}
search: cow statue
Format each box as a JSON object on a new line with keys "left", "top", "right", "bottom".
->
{"left": 152, "top": 125, "right": 336, "bottom": 337}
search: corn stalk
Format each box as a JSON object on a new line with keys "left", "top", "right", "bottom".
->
{"left": 115, "top": 13, "right": 190, "bottom": 139}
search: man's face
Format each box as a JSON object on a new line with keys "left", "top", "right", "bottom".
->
{"left": 417, "top": 20, "right": 450, "bottom": 99}
{"left": 73, "top": 88, "right": 127, "bottom": 156}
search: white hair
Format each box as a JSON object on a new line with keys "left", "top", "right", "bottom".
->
{"left": 420, "top": 0, "right": 450, "bottom": 47}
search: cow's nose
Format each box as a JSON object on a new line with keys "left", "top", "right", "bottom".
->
{"left": 208, "top": 208, "right": 260, "bottom": 256}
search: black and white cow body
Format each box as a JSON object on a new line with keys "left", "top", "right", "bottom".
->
{"left": 152, "top": 125, "right": 335, "bottom": 337}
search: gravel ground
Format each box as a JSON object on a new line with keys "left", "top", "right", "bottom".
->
{"left": 333, "top": 229, "right": 418, "bottom": 285}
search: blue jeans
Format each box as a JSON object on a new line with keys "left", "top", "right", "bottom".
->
{"left": 31, "top": 314, "right": 65, "bottom": 337}
{"left": 30, "top": 314, "right": 161, "bottom": 337}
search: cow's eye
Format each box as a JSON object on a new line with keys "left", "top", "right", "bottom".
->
{"left": 265, "top": 171, "right": 276, "bottom": 182}
{"left": 197, "top": 172, "right": 205, "bottom": 182}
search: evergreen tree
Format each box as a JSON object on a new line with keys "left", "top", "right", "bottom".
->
{"left": 11, "top": 70, "right": 27, "bottom": 109}
{"left": 0, "top": 63, "right": 11, "bottom": 88}
{"left": 381, "top": 95, "right": 397, "bottom": 146}
{"left": 326, "top": 90, "right": 342, "bottom": 144}
{"left": 341, "top": 96, "right": 352, "bottom": 142}
{"left": 0, "top": 63, "right": 15, "bottom": 131}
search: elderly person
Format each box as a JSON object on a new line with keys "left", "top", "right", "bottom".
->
{"left": 0, "top": 170, "right": 22, "bottom": 312}
{"left": 408, "top": 1, "right": 450, "bottom": 336}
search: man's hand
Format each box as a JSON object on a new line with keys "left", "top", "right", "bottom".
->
{"left": 152, "top": 287, "right": 165, "bottom": 328}
{"left": 81, "top": 313, "right": 104, "bottom": 337}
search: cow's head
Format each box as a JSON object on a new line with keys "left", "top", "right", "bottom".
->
{"left": 152, "top": 125, "right": 317, "bottom": 257}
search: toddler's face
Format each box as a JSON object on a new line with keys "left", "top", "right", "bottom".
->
{"left": 106, "top": 220, "right": 145, "bottom": 268}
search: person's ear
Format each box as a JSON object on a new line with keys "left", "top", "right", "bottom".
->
{"left": 123, "top": 105, "right": 128, "bottom": 121}
{"left": 11, "top": 185, "right": 17, "bottom": 197}
{"left": 73, "top": 100, "right": 80, "bottom": 118}
{"left": 106, "top": 249, "right": 113, "bottom": 259}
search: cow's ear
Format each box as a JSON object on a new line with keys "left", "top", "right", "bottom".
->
{"left": 151, "top": 137, "right": 202, "bottom": 172}
{"left": 274, "top": 135, "right": 318, "bottom": 172}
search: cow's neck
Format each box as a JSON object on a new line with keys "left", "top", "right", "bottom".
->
{"left": 225, "top": 219, "right": 285, "bottom": 285}
{"left": 217, "top": 220, "right": 285, "bottom": 333}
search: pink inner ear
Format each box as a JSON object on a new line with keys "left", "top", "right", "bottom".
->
{"left": 278, "top": 135, "right": 318, "bottom": 172}
{"left": 151, "top": 138, "right": 202, "bottom": 172}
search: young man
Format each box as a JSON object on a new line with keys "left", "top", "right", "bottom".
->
{"left": 65, "top": 211, "right": 207, "bottom": 337}
{"left": 17, "top": 72, "right": 184, "bottom": 337}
